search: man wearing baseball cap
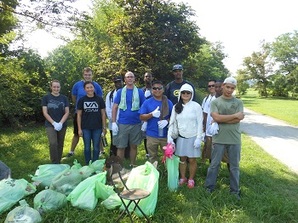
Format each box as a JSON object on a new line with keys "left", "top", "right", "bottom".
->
{"left": 205, "top": 76, "right": 245, "bottom": 200}
{"left": 165, "top": 64, "right": 196, "bottom": 104}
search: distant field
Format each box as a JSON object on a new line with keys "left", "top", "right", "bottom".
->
{"left": 241, "top": 89, "right": 298, "bottom": 126}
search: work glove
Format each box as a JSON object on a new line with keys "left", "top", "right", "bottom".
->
{"left": 151, "top": 106, "right": 161, "bottom": 118}
{"left": 209, "top": 122, "right": 219, "bottom": 135}
{"left": 112, "top": 122, "right": 118, "bottom": 134}
{"left": 141, "top": 122, "right": 147, "bottom": 131}
{"left": 194, "top": 138, "right": 201, "bottom": 149}
{"left": 52, "top": 122, "right": 61, "bottom": 131}
{"left": 158, "top": 120, "right": 168, "bottom": 129}
{"left": 167, "top": 135, "right": 175, "bottom": 145}
{"left": 201, "top": 132, "right": 206, "bottom": 142}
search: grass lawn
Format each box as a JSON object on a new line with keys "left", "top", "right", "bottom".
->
{"left": 241, "top": 89, "right": 298, "bottom": 126}
{"left": 1, "top": 124, "right": 298, "bottom": 222}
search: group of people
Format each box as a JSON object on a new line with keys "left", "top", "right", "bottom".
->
{"left": 41, "top": 64, "right": 244, "bottom": 199}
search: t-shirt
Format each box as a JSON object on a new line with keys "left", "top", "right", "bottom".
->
{"left": 77, "top": 95, "right": 105, "bottom": 129}
{"left": 211, "top": 96, "right": 244, "bottom": 144}
{"left": 165, "top": 80, "right": 196, "bottom": 105}
{"left": 139, "top": 97, "right": 173, "bottom": 138}
{"left": 41, "top": 93, "right": 69, "bottom": 128}
{"left": 72, "top": 80, "right": 103, "bottom": 110}
{"left": 114, "top": 88, "right": 146, "bottom": 124}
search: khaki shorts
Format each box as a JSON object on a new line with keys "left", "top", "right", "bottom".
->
{"left": 113, "top": 123, "right": 142, "bottom": 148}
{"left": 146, "top": 136, "right": 167, "bottom": 163}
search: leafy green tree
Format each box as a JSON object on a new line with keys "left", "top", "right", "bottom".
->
{"left": 236, "top": 69, "right": 250, "bottom": 96}
{"left": 271, "top": 31, "right": 298, "bottom": 96}
{"left": 241, "top": 42, "right": 273, "bottom": 97}
{"left": 78, "top": 0, "right": 204, "bottom": 83}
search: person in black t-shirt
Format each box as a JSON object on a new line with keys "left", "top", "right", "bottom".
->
{"left": 165, "top": 64, "right": 196, "bottom": 105}
{"left": 77, "top": 81, "right": 107, "bottom": 164}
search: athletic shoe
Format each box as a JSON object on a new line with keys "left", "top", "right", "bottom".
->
{"left": 179, "top": 177, "right": 187, "bottom": 186}
{"left": 187, "top": 179, "right": 195, "bottom": 189}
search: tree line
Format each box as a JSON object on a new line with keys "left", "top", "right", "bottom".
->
{"left": 0, "top": 0, "right": 297, "bottom": 127}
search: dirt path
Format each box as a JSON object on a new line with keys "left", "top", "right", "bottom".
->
{"left": 240, "top": 108, "right": 298, "bottom": 174}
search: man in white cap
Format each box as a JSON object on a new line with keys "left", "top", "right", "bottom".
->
{"left": 205, "top": 77, "right": 245, "bottom": 200}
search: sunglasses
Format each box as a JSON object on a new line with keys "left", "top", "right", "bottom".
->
{"left": 181, "top": 91, "right": 191, "bottom": 95}
{"left": 208, "top": 85, "right": 215, "bottom": 88}
{"left": 152, "top": 87, "right": 163, "bottom": 90}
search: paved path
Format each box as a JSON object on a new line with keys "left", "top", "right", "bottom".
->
{"left": 240, "top": 108, "right": 298, "bottom": 173}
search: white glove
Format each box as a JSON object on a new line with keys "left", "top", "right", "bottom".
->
{"left": 112, "top": 122, "right": 118, "bottom": 134}
{"left": 141, "top": 122, "right": 147, "bottom": 131}
{"left": 194, "top": 138, "right": 201, "bottom": 149}
{"left": 209, "top": 122, "right": 219, "bottom": 135}
{"left": 158, "top": 120, "right": 168, "bottom": 129}
{"left": 167, "top": 135, "right": 175, "bottom": 145}
{"left": 56, "top": 122, "right": 63, "bottom": 131}
{"left": 201, "top": 132, "right": 206, "bottom": 142}
{"left": 52, "top": 122, "right": 61, "bottom": 131}
{"left": 151, "top": 106, "right": 161, "bottom": 118}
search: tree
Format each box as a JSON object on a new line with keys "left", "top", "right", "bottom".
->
{"left": 270, "top": 31, "right": 298, "bottom": 96}
{"left": 77, "top": 0, "right": 204, "bottom": 83}
{"left": 241, "top": 42, "right": 273, "bottom": 97}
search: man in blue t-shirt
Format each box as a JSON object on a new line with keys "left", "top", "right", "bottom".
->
{"left": 111, "top": 71, "right": 146, "bottom": 167}
{"left": 139, "top": 80, "right": 173, "bottom": 163}
{"left": 66, "top": 67, "right": 103, "bottom": 158}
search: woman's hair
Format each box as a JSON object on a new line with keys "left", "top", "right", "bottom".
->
{"left": 175, "top": 98, "right": 184, "bottom": 114}
{"left": 83, "top": 80, "right": 94, "bottom": 88}
{"left": 50, "top": 79, "right": 60, "bottom": 87}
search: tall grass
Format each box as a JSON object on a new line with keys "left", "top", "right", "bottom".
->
{"left": 241, "top": 89, "right": 298, "bottom": 126}
{"left": 1, "top": 124, "right": 298, "bottom": 222}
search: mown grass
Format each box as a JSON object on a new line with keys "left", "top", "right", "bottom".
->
{"left": 241, "top": 89, "right": 298, "bottom": 126}
{"left": 1, "top": 123, "right": 298, "bottom": 223}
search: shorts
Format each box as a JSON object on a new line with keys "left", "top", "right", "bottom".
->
{"left": 73, "top": 113, "right": 78, "bottom": 135}
{"left": 113, "top": 123, "right": 142, "bottom": 148}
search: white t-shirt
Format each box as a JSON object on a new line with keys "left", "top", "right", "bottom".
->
{"left": 203, "top": 94, "right": 216, "bottom": 137}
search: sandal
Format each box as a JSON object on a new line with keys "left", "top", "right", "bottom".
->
{"left": 179, "top": 177, "right": 187, "bottom": 186}
{"left": 187, "top": 179, "right": 195, "bottom": 189}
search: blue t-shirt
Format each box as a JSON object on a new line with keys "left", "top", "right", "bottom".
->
{"left": 72, "top": 80, "right": 103, "bottom": 110}
{"left": 114, "top": 88, "right": 146, "bottom": 124}
{"left": 139, "top": 97, "right": 173, "bottom": 138}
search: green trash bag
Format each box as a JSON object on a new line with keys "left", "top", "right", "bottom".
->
{"left": 50, "top": 168, "right": 84, "bottom": 195}
{"left": 101, "top": 193, "right": 121, "bottom": 210}
{"left": 34, "top": 189, "right": 67, "bottom": 213}
{"left": 78, "top": 165, "right": 94, "bottom": 179}
{"left": 67, "top": 172, "right": 106, "bottom": 211}
{"left": 5, "top": 200, "right": 42, "bottom": 223}
{"left": 95, "top": 181, "right": 116, "bottom": 200}
{"left": 30, "top": 164, "right": 70, "bottom": 187}
{"left": 0, "top": 178, "right": 36, "bottom": 214}
{"left": 166, "top": 155, "right": 180, "bottom": 191}
{"left": 71, "top": 159, "right": 82, "bottom": 170}
{"left": 89, "top": 159, "right": 106, "bottom": 173}
{"left": 123, "top": 161, "right": 160, "bottom": 217}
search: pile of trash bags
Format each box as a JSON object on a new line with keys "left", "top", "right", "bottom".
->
{"left": 1, "top": 159, "right": 160, "bottom": 222}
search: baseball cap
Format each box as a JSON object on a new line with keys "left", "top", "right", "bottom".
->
{"left": 223, "top": 77, "right": 237, "bottom": 86}
{"left": 113, "top": 76, "right": 122, "bottom": 82}
{"left": 172, "top": 64, "right": 183, "bottom": 71}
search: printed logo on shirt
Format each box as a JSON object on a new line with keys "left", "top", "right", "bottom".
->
{"left": 174, "top": 89, "right": 180, "bottom": 98}
{"left": 84, "top": 101, "right": 98, "bottom": 112}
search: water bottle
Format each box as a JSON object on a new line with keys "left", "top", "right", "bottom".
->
{"left": 102, "top": 136, "right": 108, "bottom": 147}
{"left": 158, "top": 127, "right": 163, "bottom": 137}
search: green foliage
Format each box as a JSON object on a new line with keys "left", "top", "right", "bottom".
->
{"left": 1, "top": 125, "right": 298, "bottom": 222}
{"left": 45, "top": 41, "right": 98, "bottom": 99}
{"left": 0, "top": 50, "right": 47, "bottom": 126}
